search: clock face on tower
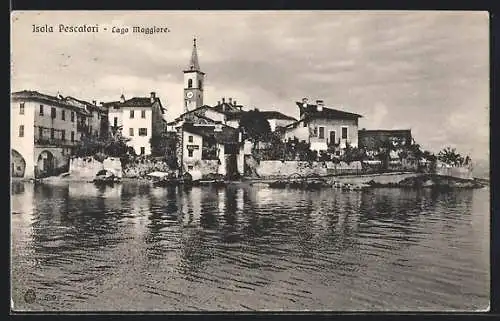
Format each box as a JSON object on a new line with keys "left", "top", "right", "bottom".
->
{"left": 186, "top": 91, "right": 194, "bottom": 99}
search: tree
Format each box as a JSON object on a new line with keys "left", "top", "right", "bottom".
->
{"left": 437, "top": 147, "right": 466, "bottom": 166}
{"left": 239, "top": 109, "right": 272, "bottom": 143}
{"left": 341, "top": 143, "right": 366, "bottom": 164}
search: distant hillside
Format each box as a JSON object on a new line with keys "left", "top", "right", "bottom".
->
{"left": 472, "top": 159, "right": 490, "bottom": 179}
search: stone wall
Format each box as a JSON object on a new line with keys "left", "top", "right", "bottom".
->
{"left": 69, "top": 156, "right": 122, "bottom": 179}
{"left": 436, "top": 166, "right": 473, "bottom": 180}
{"left": 249, "top": 159, "right": 363, "bottom": 178}
{"left": 122, "top": 158, "right": 172, "bottom": 178}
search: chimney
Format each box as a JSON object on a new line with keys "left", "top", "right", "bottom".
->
{"left": 150, "top": 92, "right": 156, "bottom": 103}
{"left": 316, "top": 99, "right": 324, "bottom": 111}
{"left": 302, "top": 97, "right": 309, "bottom": 106}
{"left": 92, "top": 100, "right": 97, "bottom": 105}
{"left": 222, "top": 97, "right": 225, "bottom": 103}
{"left": 234, "top": 100, "right": 237, "bottom": 106}
{"left": 229, "top": 97, "right": 232, "bottom": 104}
{"left": 217, "top": 100, "right": 221, "bottom": 105}
{"left": 120, "top": 94, "right": 125, "bottom": 103}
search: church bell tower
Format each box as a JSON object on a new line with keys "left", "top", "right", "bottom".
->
{"left": 183, "top": 37, "right": 205, "bottom": 112}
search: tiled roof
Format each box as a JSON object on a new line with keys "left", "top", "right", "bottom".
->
{"left": 182, "top": 123, "right": 240, "bottom": 144}
{"left": 64, "top": 96, "right": 107, "bottom": 113}
{"left": 256, "top": 111, "right": 297, "bottom": 121}
{"left": 296, "top": 102, "right": 363, "bottom": 120}
{"left": 101, "top": 97, "right": 165, "bottom": 112}
{"left": 11, "top": 90, "right": 89, "bottom": 114}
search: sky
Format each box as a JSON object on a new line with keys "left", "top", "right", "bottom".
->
{"left": 11, "top": 11, "right": 489, "bottom": 162}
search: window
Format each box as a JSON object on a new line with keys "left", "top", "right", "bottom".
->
{"left": 130, "top": 110, "right": 134, "bottom": 119}
{"left": 139, "top": 128, "right": 147, "bottom": 136}
{"left": 19, "top": 103, "right": 25, "bottom": 115}
{"left": 140, "top": 147, "right": 145, "bottom": 155}
{"left": 319, "top": 127, "right": 325, "bottom": 139}
{"left": 71, "top": 111, "right": 75, "bottom": 122}
{"left": 188, "top": 150, "right": 194, "bottom": 157}
{"left": 39, "top": 127, "right": 43, "bottom": 138}
{"left": 61, "top": 130, "right": 65, "bottom": 141}
{"left": 50, "top": 128, "right": 55, "bottom": 139}
{"left": 188, "top": 165, "right": 194, "bottom": 171}
{"left": 198, "top": 80, "right": 202, "bottom": 90}
{"left": 313, "top": 127, "right": 318, "bottom": 137}
{"left": 188, "top": 135, "right": 193, "bottom": 143}
{"left": 188, "top": 79, "right": 193, "bottom": 88}
{"left": 51, "top": 107, "right": 56, "bottom": 119}
{"left": 303, "top": 122, "right": 307, "bottom": 128}
{"left": 129, "top": 128, "right": 134, "bottom": 136}
{"left": 342, "top": 127, "right": 348, "bottom": 139}
{"left": 61, "top": 110, "right": 65, "bottom": 120}
{"left": 39, "top": 105, "right": 44, "bottom": 116}
{"left": 141, "top": 110, "right": 146, "bottom": 118}
{"left": 114, "top": 117, "right": 118, "bottom": 127}
{"left": 19, "top": 125, "right": 24, "bottom": 137}
{"left": 71, "top": 131, "right": 75, "bottom": 142}
{"left": 329, "top": 131, "right": 336, "bottom": 144}
{"left": 89, "top": 126, "right": 92, "bottom": 134}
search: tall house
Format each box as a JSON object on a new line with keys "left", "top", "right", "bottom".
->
{"left": 11, "top": 90, "right": 89, "bottom": 178}
{"left": 183, "top": 37, "right": 205, "bottom": 113}
{"left": 281, "top": 98, "right": 363, "bottom": 154}
{"left": 103, "top": 92, "right": 166, "bottom": 156}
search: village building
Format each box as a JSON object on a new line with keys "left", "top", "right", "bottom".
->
{"left": 179, "top": 123, "right": 243, "bottom": 179}
{"left": 358, "top": 129, "right": 413, "bottom": 151}
{"left": 103, "top": 92, "right": 166, "bottom": 156}
{"left": 64, "top": 96, "right": 109, "bottom": 138}
{"left": 280, "top": 98, "right": 363, "bottom": 154}
{"left": 11, "top": 90, "right": 90, "bottom": 178}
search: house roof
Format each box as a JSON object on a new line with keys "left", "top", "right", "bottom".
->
{"left": 11, "top": 90, "right": 89, "bottom": 114}
{"left": 64, "top": 96, "right": 107, "bottom": 113}
{"left": 101, "top": 96, "right": 165, "bottom": 113}
{"left": 225, "top": 110, "right": 296, "bottom": 122}
{"left": 182, "top": 123, "right": 240, "bottom": 144}
{"left": 296, "top": 102, "right": 363, "bottom": 120}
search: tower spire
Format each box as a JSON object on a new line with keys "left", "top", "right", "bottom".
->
{"left": 187, "top": 37, "right": 200, "bottom": 71}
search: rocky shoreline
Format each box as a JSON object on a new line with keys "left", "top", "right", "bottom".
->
{"left": 12, "top": 172, "right": 488, "bottom": 190}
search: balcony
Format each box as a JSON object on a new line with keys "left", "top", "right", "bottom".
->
{"left": 35, "top": 137, "right": 77, "bottom": 147}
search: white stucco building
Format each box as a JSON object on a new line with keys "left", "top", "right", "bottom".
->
{"left": 11, "top": 90, "right": 89, "bottom": 178}
{"left": 103, "top": 92, "right": 166, "bottom": 156}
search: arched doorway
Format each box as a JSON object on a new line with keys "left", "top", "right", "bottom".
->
{"left": 36, "top": 150, "right": 55, "bottom": 178}
{"left": 11, "top": 149, "right": 26, "bottom": 177}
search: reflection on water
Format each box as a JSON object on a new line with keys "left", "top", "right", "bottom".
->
{"left": 11, "top": 182, "right": 489, "bottom": 311}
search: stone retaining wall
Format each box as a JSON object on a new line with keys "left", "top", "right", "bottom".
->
{"left": 69, "top": 157, "right": 122, "bottom": 179}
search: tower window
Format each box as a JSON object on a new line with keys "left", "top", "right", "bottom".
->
{"left": 198, "top": 80, "right": 202, "bottom": 90}
{"left": 188, "top": 79, "right": 193, "bottom": 88}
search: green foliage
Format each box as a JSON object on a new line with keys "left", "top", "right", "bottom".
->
{"left": 73, "top": 131, "right": 131, "bottom": 159}
{"left": 437, "top": 146, "right": 469, "bottom": 166}
{"left": 341, "top": 143, "right": 367, "bottom": 164}
{"left": 239, "top": 109, "right": 272, "bottom": 142}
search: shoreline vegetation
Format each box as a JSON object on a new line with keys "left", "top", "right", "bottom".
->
{"left": 12, "top": 171, "right": 488, "bottom": 190}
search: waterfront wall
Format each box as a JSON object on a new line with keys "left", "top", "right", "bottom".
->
{"left": 69, "top": 157, "right": 122, "bottom": 179}
{"left": 435, "top": 166, "right": 473, "bottom": 180}
{"left": 332, "top": 172, "right": 420, "bottom": 185}
{"left": 122, "top": 158, "right": 173, "bottom": 178}
{"left": 248, "top": 158, "right": 362, "bottom": 178}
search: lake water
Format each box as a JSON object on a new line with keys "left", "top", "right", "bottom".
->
{"left": 10, "top": 181, "right": 490, "bottom": 311}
